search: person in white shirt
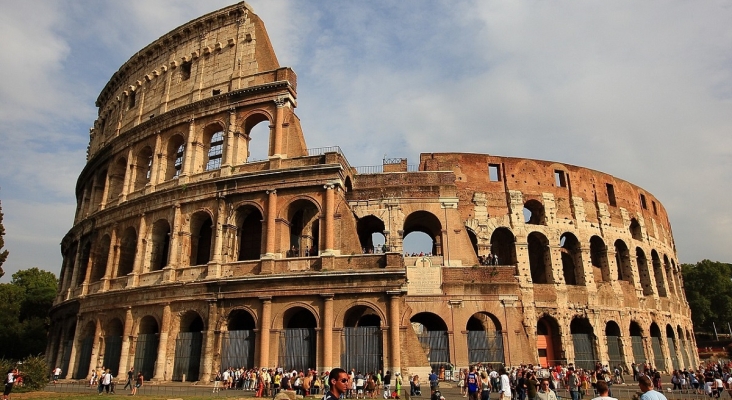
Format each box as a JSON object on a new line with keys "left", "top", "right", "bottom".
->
{"left": 53, "top": 367, "right": 62, "bottom": 384}
{"left": 499, "top": 368, "right": 511, "bottom": 400}
{"left": 3, "top": 368, "right": 17, "bottom": 400}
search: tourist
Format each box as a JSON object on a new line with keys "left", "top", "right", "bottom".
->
{"left": 536, "top": 379, "right": 558, "bottom": 400}
{"left": 466, "top": 366, "right": 479, "bottom": 400}
{"left": 499, "top": 367, "right": 512, "bottom": 400}
{"left": 124, "top": 367, "right": 135, "bottom": 391}
{"left": 3, "top": 368, "right": 17, "bottom": 400}
{"left": 480, "top": 371, "right": 492, "bottom": 400}
{"left": 590, "top": 381, "right": 616, "bottom": 400}
{"left": 325, "top": 368, "right": 349, "bottom": 400}
{"left": 638, "top": 375, "right": 667, "bottom": 400}
{"left": 52, "top": 366, "right": 61, "bottom": 384}
{"left": 131, "top": 372, "right": 143, "bottom": 396}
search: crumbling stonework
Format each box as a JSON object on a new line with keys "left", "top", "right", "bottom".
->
{"left": 48, "top": 1, "right": 695, "bottom": 383}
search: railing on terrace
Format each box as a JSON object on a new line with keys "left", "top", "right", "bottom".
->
{"left": 354, "top": 164, "right": 420, "bottom": 174}
{"left": 307, "top": 146, "right": 343, "bottom": 156}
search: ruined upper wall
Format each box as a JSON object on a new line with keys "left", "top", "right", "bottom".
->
{"left": 89, "top": 2, "right": 286, "bottom": 158}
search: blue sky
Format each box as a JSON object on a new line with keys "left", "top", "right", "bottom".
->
{"left": 1, "top": 0, "right": 731, "bottom": 280}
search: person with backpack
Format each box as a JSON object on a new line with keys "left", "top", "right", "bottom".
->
{"left": 3, "top": 368, "right": 18, "bottom": 400}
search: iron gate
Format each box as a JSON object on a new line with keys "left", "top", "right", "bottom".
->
{"left": 172, "top": 332, "right": 203, "bottom": 381}
{"left": 341, "top": 327, "right": 383, "bottom": 373}
{"left": 606, "top": 336, "right": 623, "bottom": 367}
{"left": 668, "top": 337, "right": 679, "bottom": 370}
{"left": 221, "top": 330, "right": 255, "bottom": 369}
{"left": 572, "top": 333, "right": 597, "bottom": 371}
{"left": 74, "top": 336, "right": 93, "bottom": 379}
{"left": 651, "top": 337, "right": 666, "bottom": 370}
{"left": 103, "top": 335, "right": 122, "bottom": 376}
{"left": 417, "top": 330, "right": 450, "bottom": 371}
{"left": 468, "top": 330, "right": 504, "bottom": 366}
{"left": 279, "top": 328, "right": 315, "bottom": 371}
{"left": 61, "top": 340, "right": 72, "bottom": 378}
{"left": 680, "top": 340, "right": 690, "bottom": 369}
{"left": 133, "top": 333, "right": 159, "bottom": 380}
{"left": 631, "top": 336, "right": 646, "bottom": 364}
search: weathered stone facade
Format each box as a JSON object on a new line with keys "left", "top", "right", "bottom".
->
{"left": 48, "top": 1, "right": 696, "bottom": 383}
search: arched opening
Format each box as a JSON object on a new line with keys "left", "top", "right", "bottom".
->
{"left": 76, "top": 241, "right": 92, "bottom": 287}
{"left": 636, "top": 247, "right": 653, "bottom": 296}
{"left": 104, "top": 318, "right": 124, "bottom": 376}
{"left": 467, "top": 228, "right": 479, "bottom": 258}
{"left": 107, "top": 157, "right": 127, "bottom": 201}
{"left": 411, "top": 312, "right": 450, "bottom": 372}
{"left": 91, "top": 170, "right": 107, "bottom": 210}
{"left": 173, "top": 312, "right": 204, "bottom": 381}
{"left": 74, "top": 321, "right": 96, "bottom": 379}
{"left": 605, "top": 321, "right": 624, "bottom": 369}
{"left": 560, "top": 233, "right": 584, "bottom": 285}
{"left": 150, "top": 219, "right": 171, "bottom": 271}
{"left": 650, "top": 323, "right": 665, "bottom": 370}
{"left": 165, "top": 135, "right": 186, "bottom": 180}
{"left": 279, "top": 307, "right": 317, "bottom": 371}
{"left": 570, "top": 318, "right": 597, "bottom": 370}
{"left": 357, "top": 215, "right": 386, "bottom": 253}
{"left": 466, "top": 312, "right": 504, "bottom": 367}
{"left": 490, "top": 227, "right": 517, "bottom": 265}
{"left": 614, "top": 240, "right": 633, "bottom": 284}
{"left": 133, "top": 146, "right": 153, "bottom": 191}
{"left": 342, "top": 306, "right": 383, "bottom": 373}
{"left": 536, "top": 316, "right": 562, "bottom": 368}
{"left": 523, "top": 200, "right": 546, "bottom": 225}
{"left": 244, "top": 114, "right": 271, "bottom": 162}
{"left": 190, "top": 212, "right": 213, "bottom": 266}
{"left": 134, "top": 316, "right": 159, "bottom": 380}
{"left": 237, "top": 206, "right": 263, "bottom": 261}
{"left": 59, "top": 322, "right": 76, "bottom": 377}
{"left": 590, "top": 236, "right": 610, "bottom": 283}
{"left": 528, "top": 232, "right": 551, "bottom": 284}
{"left": 204, "top": 124, "right": 225, "bottom": 171}
{"left": 629, "top": 322, "right": 646, "bottom": 364}
{"left": 288, "top": 199, "right": 319, "bottom": 257}
{"left": 629, "top": 218, "right": 642, "bottom": 241}
{"left": 222, "top": 310, "right": 256, "bottom": 369}
{"left": 651, "top": 250, "right": 666, "bottom": 297}
{"left": 666, "top": 325, "right": 679, "bottom": 370}
{"left": 344, "top": 176, "right": 353, "bottom": 193}
{"left": 677, "top": 326, "right": 690, "bottom": 369}
{"left": 92, "top": 235, "right": 111, "bottom": 282}
{"left": 403, "top": 211, "right": 443, "bottom": 256}
{"left": 664, "top": 255, "right": 677, "bottom": 297}
{"left": 117, "top": 227, "right": 137, "bottom": 277}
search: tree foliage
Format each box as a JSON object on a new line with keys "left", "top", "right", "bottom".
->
{"left": 0, "top": 268, "right": 57, "bottom": 359}
{"left": 681, "top": 259, "right": 732, "bottom": 332}
{"left": 0, "top": 199, "right": 8, "bottom": 279}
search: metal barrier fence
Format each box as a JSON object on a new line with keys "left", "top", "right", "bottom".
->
{"left": 44, "top": 381, "right": 264, "bottom": 397}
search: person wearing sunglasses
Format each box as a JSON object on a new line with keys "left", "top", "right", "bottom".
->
{"left": 325, "top": 368, "right": 349, "bottom": 400}
{"left": 536, "top": 378, "right": 558, "bottom": 400}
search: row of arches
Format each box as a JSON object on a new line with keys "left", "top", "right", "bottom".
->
{"left": 78, "top": 114, "right": 272, "bottom": 218}
{"left": 536, "top": 315, "right": 694, "bottom": 371}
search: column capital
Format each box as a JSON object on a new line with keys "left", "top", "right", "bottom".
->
{"left": 266, "top": 189, "right": 277, "bottom": 195}
{"left": 320, "top": 293, "right": 335, "bottom": 300}
{"left": 259, "top": 296, "right": 273, "bottom": 302}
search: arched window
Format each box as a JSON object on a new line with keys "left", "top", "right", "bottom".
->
{"left": 560, "top": 233, "right": 583, "bottom": 285}
{"left": 205, "top": 130, "right": 225, "bottom": 170}
{"left": 165, "top": 135, "right": 186, "bottom": 180}
{"left": 629, "top": 218, "right": 642, "bottom": 241}
{"left": 528, "top": 232, "right": 551, "bottom": 284}
{"left": 523, "top": 200, "right": 546, "bottom": 225}
{"left": 173, "top": 144, "right": 185, "bottom": 177}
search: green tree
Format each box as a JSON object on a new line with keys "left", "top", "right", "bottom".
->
{"left": 0, "top": 199, "right": 8, "bottom": 279}
{"left": 681, "top": 259, "right": 732, "bottom": 332}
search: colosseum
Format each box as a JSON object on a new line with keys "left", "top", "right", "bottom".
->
{"left": 48, "top": 2, "right": 697, "bottom": 382}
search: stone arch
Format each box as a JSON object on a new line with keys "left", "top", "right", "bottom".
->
{"left": 528, "top": 231, "right": 552, "bottom": 283}
{"left": 189, "top": 210, "right": 213, "bottom": 266}
{"left": 649, "top": 322, "right": 665, "bottom": 370}
{"left": 523, "top": 199, "right": 546, "bottom": 225}
{"left": 344, "top": 176, "right": 353, "bottom": 193}
{"left": 570, "top": 317, "right": 597, "bottom": 370}
{"left": 150, "top": 219, "right": 171, "bottom": 271}
{"left": 651, "top": 250, "right": 666, "bottom": 297}
{"left": 76, "top": 241, "right": 92, "bottom": 287}
{"left": 560, "top": 232, "right": 584, "bottom": 285}
{"left": 103, "top": 318, "right": 124, "bottom": 375}
{"left": 614, "top": 239, "right": 633, "bottom": 284}
{"left": 411, "top": 312, "right": 450, "bottom": 371}
{"left": 466, "top": 227, "right": 479, "bottom": 258}
{"left": 202, "top": 121, "right": 226, "bottom": 171}
{"left": 403, "top": 210, "right": 444, "bottom": 256}
{"left": 605, "top": 321, "right": 624, "bottom": 368}
{"left": 666, "top": 324, "right": 680, "bottom": 370}
{"left": 357, "top": 215, "right": 386, "bottom": 253}
{"left": 242, "top": 111, "right": 273, "bottom": 162}
{"left": 490, "top": 227, "right": 517, "bottom": 265}
{"left": 134, "top": 315, "right": 159, "bottom": 380}
{"left": 467, "top": 312, "right": 504, "bottom": 366}
{"left": 172, "top": 310, "right": 204, "bottom": 381}
{"left": 279, "top": 306, "right": 318, "bottom": 371}
{"left": 133, "top": 145, "right": 153, "bottom": 191}
{"left": 636, "top": 247, "right": 653, "bottom": 296}
{"left": 285, "top": 198, "right": 321, "bottom": 256}
{"left": 236, "top": 204, "right": 264, "bottom": 261}
{"left": 537, "top": 314, "right": 563, "bottom": 368}
{"left": 221, "top": 308, "right": 257, "bottom": 369}
{"left": 91, "top": 169, "right": 107, "bottom": 209}
{"left": 342, "top": 305, "right": 384, "bottom": 373}
{"left": 117, "top": 226, "right": 137, "bottom": 277}
{"left": 107, "top": 156, "right": 127, "bottom": 201}
{"left": 590, "top": 236, "right": 610, "bottom": 283}
{"left": 629, "top": 218, "right": 642, "bottom": 241}
{"left": 629, "top": 321, "right": 647, "bottom": 364}
{"left": 164, "top": 133, "right": 186, "bottom": 180}
{"left": 91, "top": 234, "right": 111, "bottom": 282}
{"left": 74, "top": 320, "right": 97, "bottom": 378}
{"left": 663, "top": 254, "right": 677, "bottom": 297}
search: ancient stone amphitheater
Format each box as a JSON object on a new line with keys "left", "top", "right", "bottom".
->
{"left": 48, "top": 2, "right": 697, "bottom": 382}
